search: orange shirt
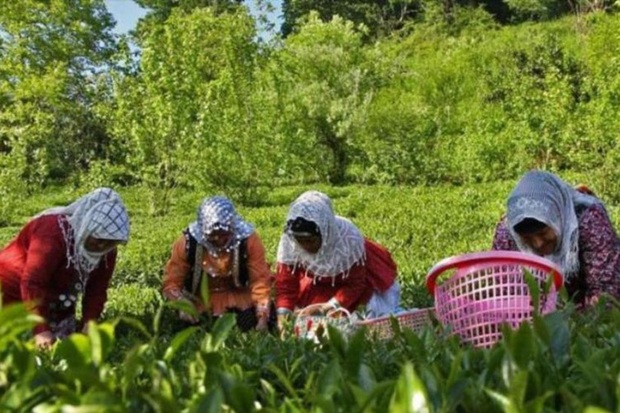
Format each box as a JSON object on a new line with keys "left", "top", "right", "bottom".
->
{"left": 163, "top": 232, "right": 272, "bottom": 315}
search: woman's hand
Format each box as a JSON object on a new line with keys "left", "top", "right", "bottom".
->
{"left": 34, "top": 331, "right": 55, "bottom": 350}
{"left": 299, "top": 302, "right": 336, "bottom": 316}
{"left": 256, "top": 316, "right": 269, "bottom": 332}
{"left": 255, "top": 304, "right": 270, "bottom": 332}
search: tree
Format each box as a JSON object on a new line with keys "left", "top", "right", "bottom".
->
{"left": 281, "top": 0, "right": 420, "bottom": 38}
{"left": 135, "top": 0, "right": 243, "bottom": 16}
{"left": 0, "top": 0, "right": 118, "bottom": 219}
{"left": 134, "top": 0, "right": 244, "bottom": 35}
{"left": 110, "top": 8, "right": 278, "bottom": 212}
{"left": 268, "top": 13, "right": 379, "bottom": 184}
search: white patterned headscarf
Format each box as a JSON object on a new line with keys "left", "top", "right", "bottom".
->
{"left": 188, "top": 196, "right": 254, "bottom": 256}
{"left": 277, "top": 190, "right": 365, "bottom": 278}
{"left": 507, "top": 170, "right": 600, "bottom": 279}
{"left": 36, "top": 187, "right": 130, "bottom": 277}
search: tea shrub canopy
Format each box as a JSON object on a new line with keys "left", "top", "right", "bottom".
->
{"left": 2, "top": 180, "right": 620, "bottom": 411}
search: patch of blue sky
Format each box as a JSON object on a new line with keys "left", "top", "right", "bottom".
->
{"left": 103, "top": 0, "right": 282, "bottom": 40}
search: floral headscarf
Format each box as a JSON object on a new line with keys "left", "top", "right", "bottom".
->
{"left": 277, "top": 190, "right": 365, "bottom": 278}
{"left": 188, "top": 196, "right": 254, "bottom": 256}
{"left": 36, "top": 187, "right": 130, "bottom": 279}
{"left": 507, "top": 170, "right": 600, "bottom": 279}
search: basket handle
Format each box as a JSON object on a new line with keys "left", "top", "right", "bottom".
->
{"left": 326, "top": 307, "right": 351, "bottom": 319}
{"left": 296, "top": 303, "right": 351, "bottom": 318}
{"left": 425, "top": 251, "right": 564, "bottom": 295}
{"left": 296, "top": 303, "right": 327, "bottom": 317}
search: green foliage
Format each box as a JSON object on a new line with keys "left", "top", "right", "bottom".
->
{"left": 267, "top": 13, "right": 380, "bottom": 184}
{"left": 0, "top": 154, "right": 26, "bottom": 226}
{"left": 103, "top": 284, "right": 162, "bottom": 322}
{"left": 350, "top": 14, "right": 620, "bottom": 186}
{"left": 0, "top": 303, "right": 44, "bottom": 411}
{"left": 3, "top": 4, "right": 620, "bottom": 199}
{"left": 505, "top": 0, "right": 553, "bottom": 21}
{"left": 2, "top": 181, "right": 620, "bottom": 410}
{"left": 110, "top": 8, "right": 279, "bottom": 213}
{"left": 479, "top": 29, "right": 588, "bottom": 168}
{"left": 281, "top": 0, "right": 419, "bottom": 38}
{"left": 0, "top": 0, "right": 118, "bottom": 200}
{"left": 3, "top": 7, "right": 620, "bottom": 411}
{"left": 6, "top": 296, "right": 620, "bottom": 411}
{"left": 572, "top": 13, "right": 620, "bottom": 202}
{"left": 135, "top": 0, "right": 243, "bottom": 23}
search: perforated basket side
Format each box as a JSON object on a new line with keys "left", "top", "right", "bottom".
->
{"left": 426, "top": 252, "right": 563, "bottom": 348}
{"left": 356, "top": 308, "right": 434, "bottom": 340}
{"left": 441, "top": 265, "right": 559, "bottom": 346}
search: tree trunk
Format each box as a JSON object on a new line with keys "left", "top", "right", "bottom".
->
{"left": 318, "top": 119, "right": 348, "bottom": 185}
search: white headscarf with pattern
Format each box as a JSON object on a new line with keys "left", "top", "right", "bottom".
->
{"left": 188, "top": 196, "right": 254, "bottom": 256}
{"left": 35, "top": 187, "right": 130, "bottom": 276}
{"left": 507, "top": 170, "right": 600, "bottom": 279}
{"left": 277, "top": 190, "right": 365, "bottom": 278}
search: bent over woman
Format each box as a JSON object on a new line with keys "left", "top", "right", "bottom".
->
{"left": 275, "top": 190, "right": 401, "bottom": 326}
{"left": 163, "top": 196, "right": 273, "bottom": 332}
{"left": 492, "top": 170, "right": 620, "bottom": 307}
{"left": 0, "top": 188, "right": 130, "bottom": 348}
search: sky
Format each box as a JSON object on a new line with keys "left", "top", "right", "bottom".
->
{"left": 104, "top": 0, "right": 148, "bottom": 35}
{"left": 103, "top": 0, "right": 282, "bottom": 36}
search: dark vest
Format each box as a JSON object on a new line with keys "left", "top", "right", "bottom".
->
{"left": 182, "top": 228, "right": 249, "bottom": 295}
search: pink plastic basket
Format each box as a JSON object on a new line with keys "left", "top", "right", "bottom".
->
{"left": 355, "top": 308, "right": 434, "bottom": 340}
{"left": 425, "top": 251, "right": 563, "bottom": 348}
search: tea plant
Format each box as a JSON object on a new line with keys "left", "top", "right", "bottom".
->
{"left": 2, "top": 180, "right": 620, "bottom": 411}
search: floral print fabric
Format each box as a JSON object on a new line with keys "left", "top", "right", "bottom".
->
{"left": 492, "top": 203, "right": 620, "bottom": 306}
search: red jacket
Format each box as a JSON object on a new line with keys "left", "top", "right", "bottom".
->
{"left": 276, "top": 238, "right": 397, "bottom": 311}
{"left": 0, "top": 214, "right": 116, "bottom": 334}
